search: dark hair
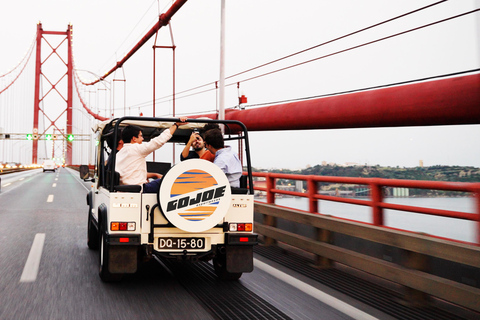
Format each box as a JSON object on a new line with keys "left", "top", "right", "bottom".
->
{"left": 199, "top": 123, "right": 221, "bottom": 139}
{"left": 106, "top": 129, "right": 123, "bottom": 150}
{"left": 122, "top": 125, "right": 142, "bottom": 143}
{"left": 204, "top": 129, "right": 224, "bottom": 149}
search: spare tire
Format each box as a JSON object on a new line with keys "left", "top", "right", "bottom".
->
{"left": 157, "top": 159, "right": 232, "bottom": 232}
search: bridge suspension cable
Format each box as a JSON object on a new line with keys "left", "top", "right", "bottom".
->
{"left": 224, "top": 0, "right": 450, "bottom": 82}
{"left": 130, "top": 0, "right": 452, "bottom": 111}
{"left": 67, "top": 0, "right": 189, "bottom": 122}
{"left": 228, "top": 7, "right": 480, "bottom": 92}
{"left": 81, "top": 0, "right": 188, "bottom": 86}
{"left": 0, "top": 36, "right": 35, "bottom": 95}
{"left": 244, "top": 68, "right": 480, "bottom": 109}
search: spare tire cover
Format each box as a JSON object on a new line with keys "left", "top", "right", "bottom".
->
{"left": 157, "top": 159, "right": 232, "bottom": 232}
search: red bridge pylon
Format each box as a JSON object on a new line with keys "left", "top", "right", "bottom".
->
{"left": 32, "top": 22, "right": 73, "bottom": 165}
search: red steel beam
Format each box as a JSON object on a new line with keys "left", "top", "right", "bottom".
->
{"left": 32, "top": 23, "right": 43, "bottom": 164}
{"left": 198, "top": 73, "right": 480, "bottom": 131}
{"left": 67, "top": 24, "right": 73, "bottom": 165}
{"left": 85, "top": 0, "right": 188, "bottom": 85}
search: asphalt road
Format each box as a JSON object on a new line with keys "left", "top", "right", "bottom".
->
{"left": 0, "top": 168, "right": 381, "bottom": 320}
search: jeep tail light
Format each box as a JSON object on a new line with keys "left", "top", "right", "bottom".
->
{"left": 228, "top": 223, "right": 253, "bottom": 232}
{"left": 111, "top": 222, "right": 136, "bottom": 231}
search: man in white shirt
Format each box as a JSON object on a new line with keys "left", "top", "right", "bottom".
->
{"left": 115, "top": 117, "right": 187, "bottom": 193}
{"left": 204, "top": 128, "right": 242, "bottom": 188}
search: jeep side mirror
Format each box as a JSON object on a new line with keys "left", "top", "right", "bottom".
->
{"left": 79, "top": 165, "right": 90, "bottom": 180}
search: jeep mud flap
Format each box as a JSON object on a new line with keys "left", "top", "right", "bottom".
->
{"left": 107, "top": 235, "right": 140, "bottom": 274}
{"left": 225, "top": 233, "right": 258, "bottom": 273}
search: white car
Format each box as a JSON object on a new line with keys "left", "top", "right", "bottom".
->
{"left": 43, "top": 160, "right": 56, "bottom": 172}
{"left": 81, "top": 117, "right": 257, "bottom": 282}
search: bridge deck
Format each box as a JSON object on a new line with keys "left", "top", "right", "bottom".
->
{"left": 254, "top": 244, "right": 478, "bottom": 320}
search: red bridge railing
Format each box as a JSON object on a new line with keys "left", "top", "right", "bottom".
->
{"left": 249, "top": 172, "right": 480, "bottom": 244}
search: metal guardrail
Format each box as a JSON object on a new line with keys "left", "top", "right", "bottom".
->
{"left": 0, "top": 167, "right": 38, "bottom": 175}
{"left": 254, "top": 202, "right": 480, "bottom": 312}
{"left": 251, "top": 172, "right": 480, "bottom": 244}
{"left": 250, "top": 172, "right": 480, "bottom": 312}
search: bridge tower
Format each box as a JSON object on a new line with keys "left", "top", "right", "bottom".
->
{"left": 32, "top": 23, "right": 73, "bottom": 165}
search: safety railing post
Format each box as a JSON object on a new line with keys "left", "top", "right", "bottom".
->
{"left": 475, "top": 187, "right": 480, "bottom": 245}
{"left": 264, "top": 173, "right": 277, "bottom": 246}
{"left": 308, "top": 176, "right": 318, "bottom": 214}
{"left": 314, "top": 227, "right": 333, "bottom": 268}
{"left": 370, "top": 179, "right": 384, "bottom": 226}
{"left": 266, "top": 173, "right": 275, "bottom": 204}
{"left": 307, "top": 176, "right": 330, "bottom": 267}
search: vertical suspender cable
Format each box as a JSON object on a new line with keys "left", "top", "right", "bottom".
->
{"left": 218, "top": 0, "right": 226, "bottom": 122}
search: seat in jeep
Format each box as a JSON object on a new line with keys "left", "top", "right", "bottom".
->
{"left": 106, "top": 170, "right": 142, "bottom": 193}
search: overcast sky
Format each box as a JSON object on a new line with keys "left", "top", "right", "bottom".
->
{"left": 1, "top": 0, "right": 479, "bottom": 169}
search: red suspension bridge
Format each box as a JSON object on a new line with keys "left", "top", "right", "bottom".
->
{"left": 1, "top": 0, "right": 479, "bottom": 167}
{"left": 1, "top": 0, "right": 480, "bottom": 315}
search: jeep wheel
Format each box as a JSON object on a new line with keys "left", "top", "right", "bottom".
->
{"left": 87, "top": 210, "right": 99, "bottom": 250}
{"left": 99, "top": 231, "right": 122, "bottom": 282}
{"left": 213, "top": 254, "right": 242, "bottom": 281}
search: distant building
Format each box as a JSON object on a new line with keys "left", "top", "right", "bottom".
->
{"left": 393, "top": 188, "right": 409, "bottom": 197}
{"left": 295, "top": 180, "right": 303, "bottom": 192}
{"left": 344, "top": 162, "right": 360, "bottom": 167}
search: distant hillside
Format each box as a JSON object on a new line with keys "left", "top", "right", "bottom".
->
{"left": 254, "top": 165, "right": 480, "bottom": 183}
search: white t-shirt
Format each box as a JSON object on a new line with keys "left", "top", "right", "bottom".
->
{"left": 115, "top": 129, "right": 172, "bottom": 185}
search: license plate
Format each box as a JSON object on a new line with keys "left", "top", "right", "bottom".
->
{"left": 158, "top": 237, "right": 205, "bottom": 250}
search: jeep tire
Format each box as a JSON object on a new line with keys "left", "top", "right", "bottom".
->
{"left": 99, "top": 230, "right": 123, "bottom": 282}
{"left": 87, "top": 210, "right": 99, "bottom": 250}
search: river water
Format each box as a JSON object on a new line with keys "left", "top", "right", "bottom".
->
{"left": 256, "top": 196, "right": 477, "bottom": 243}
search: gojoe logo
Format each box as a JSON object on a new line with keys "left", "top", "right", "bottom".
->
{"left": 158, "top": 159, "right": 231, "bottom": 232}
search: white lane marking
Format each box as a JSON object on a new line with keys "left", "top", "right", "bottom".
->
{"left": 19, "top": 178, "right": 24, "bottom": 181}
{"left": 254, "top": 259, "right": 379, "bottom": 320}
{"left": 3, "top": 183, "right": 11, "bottom": 187}
{"left": 67, "top": 168, "right": 90, "bottom": 192}
{"left": 20, "top": 233, "right": 46, "bottom": 283}
{"left": 47, "top": 194, "right": 54, "bottom": 202}
{"left": 55, "top": 178, "right": 58, "bottom": 181}
{"left": 52, "top": 183, "right": 57, "bottom": 187}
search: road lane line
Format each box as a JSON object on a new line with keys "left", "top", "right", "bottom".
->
{"left": 3, "top": 183, "right": 11, "bottom": 187}
{"left": 19, "top": 178, "right": 24, "bottom": 181}
{"left": 67, "top": 168, "right": 90, "bottom": 192}
{"left": 254, "top": 259, "right": 379, "bottom": 320}
{"left": 52, "top": 183, "right": 57, "bottom": 187}
{"left": 20, "top": 233, "right": 46, "bottom": 283}
{"left": 47, "top": 194, "right": 54, "bottom": 202}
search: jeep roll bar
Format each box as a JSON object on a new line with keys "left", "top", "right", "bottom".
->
{"left": 105, "top": 116, "right": 254, "bottom": 194}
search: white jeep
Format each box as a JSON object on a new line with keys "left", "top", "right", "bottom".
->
{"left": 81, "top": 117, "right": 257, "bottom": 282}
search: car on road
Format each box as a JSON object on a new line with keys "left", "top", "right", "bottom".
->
{"left": 81, "top": 117, "right": 257, "bottom": 282}
{"left": 42, "top": 160, "right": 56, "bottom": 172}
